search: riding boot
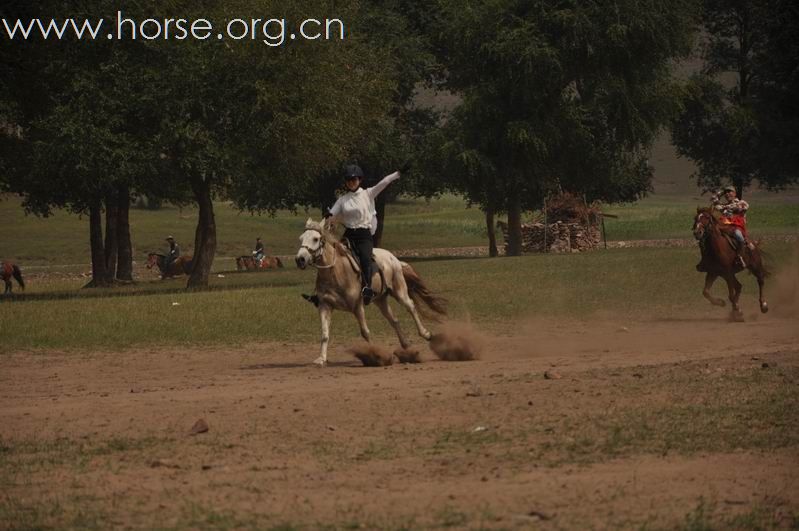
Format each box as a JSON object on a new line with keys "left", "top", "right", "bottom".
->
{"left": 361, "top": 263, "right": 374, "bottom": 305}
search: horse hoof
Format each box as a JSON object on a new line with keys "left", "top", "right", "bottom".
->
{"left": 313, "top": 357, "right": 327, "bottom": 367}
{"left": 760, "top": 302, "right": 769, "bottom": 314}
{"left": 730, "top": 311, "right": 745, "bottom": 323}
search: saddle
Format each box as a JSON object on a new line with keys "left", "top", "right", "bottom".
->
{"left": 339, "top": 238, "right": 387, "bottom": 295}
{"left": 718, "top": 230, "right": 738, "bottom": 252}
{"left": 718, "top": 226, "right": 754, "bottom": 253}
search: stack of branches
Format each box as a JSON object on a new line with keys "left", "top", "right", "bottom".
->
{"left": 545, "top": 192, "right": 602, "bottom": 226}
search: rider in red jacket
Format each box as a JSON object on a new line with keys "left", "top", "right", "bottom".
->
{"left": 712, "top": 185, "right": 750, "bottom": 268}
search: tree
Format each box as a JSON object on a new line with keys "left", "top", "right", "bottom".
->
{"left": 153, "top": 0, "right": 399, "bottom": 287}
{"left": 1, "top": 0, "right": 163, "bottom": 285}
{"left": 431, "top": 0, "right": 697, "bottom": 254}
{"left": 672, "top": 0, "right": 799, "bottom": 197}
{"left": 2, "top": 0, "right": 404, "bottom": 288}
{"left": 254, "top": 0, "right": 441, "bottom": 249}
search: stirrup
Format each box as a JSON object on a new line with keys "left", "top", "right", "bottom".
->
{"left": 361, "top": 286, "right": 374, "bottom": 305}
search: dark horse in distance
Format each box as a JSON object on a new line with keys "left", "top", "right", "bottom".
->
{"left": 1, "top": 261, "right": 25, "bottom": 294}
{"left": 146, "top": 253, "right": 193, "bottom": 279}
{"left": 693, "top": 207, "right": 769, "bottom": 320}
{"left": 236, "top": 255, "right": 284, "bottom": 271}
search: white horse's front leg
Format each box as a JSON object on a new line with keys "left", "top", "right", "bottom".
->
{"left": 315, "top": 305, "right": 332, "bottom": 366}
{"left": 354, "top": 303, "right": 371, "bottom": 342}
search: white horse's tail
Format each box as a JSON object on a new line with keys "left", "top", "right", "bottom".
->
{"left": 401, "top": 262, "right": 447, "bottom": 318}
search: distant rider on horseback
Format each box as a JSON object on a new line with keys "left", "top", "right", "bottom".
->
{"left": 253, "top": 237, "right": 265, "bottom": 267}
{"left": 711, "top": 185, "right": 750, "bottom": 268}
{"left": 324, "top": 164, "right": 403, "bottom": 305}
{"left": 165, "top": 236, "right": 180, "bottom": 270}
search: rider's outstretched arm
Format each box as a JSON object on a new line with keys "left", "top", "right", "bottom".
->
{"left": 366, "top": 171, "right": 400, "bottom": 200}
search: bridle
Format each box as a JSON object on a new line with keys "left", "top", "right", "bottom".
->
{"left": 694, "top": 212, "right": 712, "bottom": 242}
{"left": 300, "top": 228, "right": 337, "bottom": 269}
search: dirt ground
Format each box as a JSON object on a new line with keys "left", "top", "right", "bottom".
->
{"left": 2, "top": 315, "right": 798, "bottom": 530}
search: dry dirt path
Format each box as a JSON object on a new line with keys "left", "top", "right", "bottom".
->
{"left": 1, "top": 316, "right": 798, "bottom": 529}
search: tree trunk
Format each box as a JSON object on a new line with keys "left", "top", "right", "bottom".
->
{"left": 733, "top": 176, "right": 745, "bottom": 199}
{"left": 86, "top": 200, "right": 110, "bottom": 287}
{"left": 116, "top": 184, "right": 133, "bottom": 281}
{"left": 485, "top": 207, "right": 498, "bottom": 257}
{"left": 373, "top": 194, "right": 386, "bottom": 248}
{"left": 506, "top": 195, "right": 523, "bottom": 256}
{"left": 318, "top": 174, "right": 339, "bottom": 218}
{"left": 187, "top": 175, "right": 217, "bottom": 289}
{"left": 104, "top": 193, "right": 119, "bottom": 281}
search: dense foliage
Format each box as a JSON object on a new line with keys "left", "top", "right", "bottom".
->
{"left": 672, "top": 0, "right": 799, "bottom": 197}
{"left": 427, "top": 0, "right": 698, "bottom": 254}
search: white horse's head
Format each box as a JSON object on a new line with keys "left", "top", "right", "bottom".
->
{"left": 296, "top": 218, "right": 330, "bottom": 269}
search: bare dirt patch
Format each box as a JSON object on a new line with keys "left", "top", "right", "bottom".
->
{"left": 1, "top": 316, "right": 797, "bottom": 529}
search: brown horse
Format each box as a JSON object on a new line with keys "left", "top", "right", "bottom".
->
{"left": 146, "top": 253, "right": 193, "bottom": 279}
{"left": 693, "top": 207, "right": 769, "bottom": 320}
{"left": 1, "top": 261, "right": 25, "bottom": 294}
{"left": 236, "top": 255, "right": 284, "bottom": 271}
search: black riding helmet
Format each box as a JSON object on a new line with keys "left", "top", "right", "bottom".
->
{"left": 344, "top": 164, "right": 364, "bottom": 181}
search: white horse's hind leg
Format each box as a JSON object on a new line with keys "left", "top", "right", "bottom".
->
{"left": 392, "top": 286, "right": 432, "bottom": 341}
{"left": 374, "top": 297, "right": 410, "bottom": 349}
{"left": 315, "top": 305, "right": 332, "bottom": 366}
{"left": 354, "top": 304, "right": 371, "bottom": 342}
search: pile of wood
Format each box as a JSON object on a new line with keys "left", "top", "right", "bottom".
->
{"left": 497, "top": 220, "right": 601, "bottom": 253}
{"left": 544, "top": 192, "right": 602, "bottom": 225}
{"left": 497, "top": 193, "right": 603, "bottom": 254}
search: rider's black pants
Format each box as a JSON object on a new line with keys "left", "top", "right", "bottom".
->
{"left": 344, "top": 227, "right": 373, "bottom": 289}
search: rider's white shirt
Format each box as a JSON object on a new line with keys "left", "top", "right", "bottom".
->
{"left": 330, "top": 171, "right": 400, "bottom": 235}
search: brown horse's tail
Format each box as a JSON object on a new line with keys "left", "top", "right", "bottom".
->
{"left": 236, "top": 257, "right": 245, "bottom": 271}
{"left": 401, "top": 262, "right": 447, "bottom": 318}
{"left": 12, "top": 264, "right": 25, "bottom": 290}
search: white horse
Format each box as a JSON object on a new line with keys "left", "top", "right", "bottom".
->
{"left": 296, "top": 218, "right": 447, "bottom": 366}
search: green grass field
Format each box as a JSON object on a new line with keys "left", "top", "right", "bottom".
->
{"left": 602, "top": 196, "right": 799, "bottom": 241}
{"left": 1, "top": 243, "right": 796, "bottom": 353}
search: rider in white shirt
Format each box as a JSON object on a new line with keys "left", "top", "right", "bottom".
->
{"left": 326, "top": 164, "right": 403, "bottom": 304}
